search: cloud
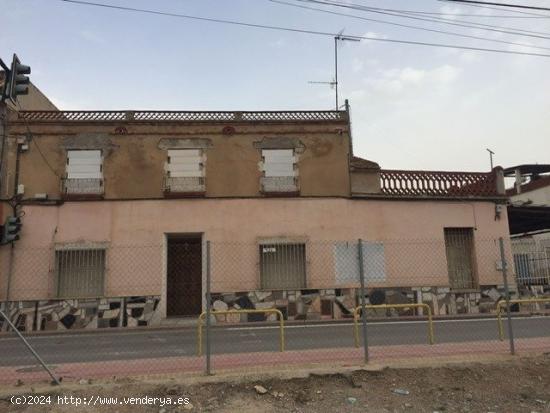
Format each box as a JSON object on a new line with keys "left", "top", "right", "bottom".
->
{"left": 361, "top": 31, "right": 388, "bottom": 44}
{"left": 439, "top": 5, "right": 463, "bottom": 20}
{"left": 362, "top": 64, "right": 461, "bottom": 96}
{"left": 270, "top": 38, "right": 285, "bottom": 49}
{"left": 79, "top": 30, "right": 104, "bottom": 44}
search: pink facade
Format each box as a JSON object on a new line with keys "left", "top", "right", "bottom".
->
{"left": 1, "top": 198, "right": 511, "bottom": 319}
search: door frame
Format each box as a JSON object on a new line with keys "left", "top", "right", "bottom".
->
{"left": 162, "top": 233, "right": 205, "bottom": 319}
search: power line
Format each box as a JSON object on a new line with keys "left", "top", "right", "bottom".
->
{"left": 328, "top": 2, "right": 550, "bottom": 18}
{"left": 444, "top": 0, "right": 550, "bottom": 12}
{"left": 271, "top": 0, "right": 550, "bottom": 52}
{"left": 54, "top": 0, "right": 550, "bottom": 58}
{"left": 438, "top": 0, "right": 550, "bottom": 17}
{"left": 294, "top": 0, "right": 550, "bottom": 38}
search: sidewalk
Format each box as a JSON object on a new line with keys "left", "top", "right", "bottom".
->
{"left": 1, "top": 337, "right": 548, "bottom": 385}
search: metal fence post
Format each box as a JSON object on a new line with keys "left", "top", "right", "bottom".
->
{"left": 205, "top": 240, "right": 212, "bottom": 374}
{"left": 499, "top": 237, "right": 515, "bottom": 355}
{"left": 357, "top": 239, "right": 369, "bottom": 363}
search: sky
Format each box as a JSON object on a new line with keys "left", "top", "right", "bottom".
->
{"left": 1, "top": 0, "right": 549, "bottom": 173}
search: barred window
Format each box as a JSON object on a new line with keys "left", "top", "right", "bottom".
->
{"left": 56, "top": 249, "right": 106, "bottom": 298}
{"left": 259, "top": 243, "right": 306, "bottom": 289}
{"left": 444, "top": 228, "right": 476, "bottom": 289}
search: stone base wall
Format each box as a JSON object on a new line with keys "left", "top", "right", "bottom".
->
{"left": 2, "top": 284, "right": 548, "bottom": 332}
{"left": 0, "top": 296, "right": 162, "bottom": 332}
{"left": 209, "top": 285, "right": 517, "bottom": 322}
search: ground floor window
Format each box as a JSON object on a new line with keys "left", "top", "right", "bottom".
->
{"left": 444, "top": 228, "right": 476, "bottom": 289}
{"left": 56, "top": 248, "right": 106, "bottom": 298}
{"left": 259, "top": 242, "right": 306, "bottom": 289}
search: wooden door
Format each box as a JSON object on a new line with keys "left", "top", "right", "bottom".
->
{"left": 167, "top": 237, "right": 202, "bottom": 316}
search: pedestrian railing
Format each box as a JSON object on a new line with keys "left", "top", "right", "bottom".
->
{"left": 497, "top": 298, "right": 550, "bottom": 340}
{"left": 353, "top": 303, "right": 435, "bottom": 347}
{"left": 197, "top": 308, "right": 285, "bottom": 356}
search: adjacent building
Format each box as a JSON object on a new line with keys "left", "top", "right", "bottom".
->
{"left": 505, "top": 164, "right": 550, "bottom": 289}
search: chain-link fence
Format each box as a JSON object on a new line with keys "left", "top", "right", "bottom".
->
{"left": 1, "top": 236, "right": 549, "bottom": 384}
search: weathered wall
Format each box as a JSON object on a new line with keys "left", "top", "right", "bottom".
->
{"left": 2, "top": 83, "right": 58, "bottom": 112}
{"left": 6, "top": 120, "right": 351, "bottom": 199}
{"left": 350, "top": 170, "right": 381, "bottom": 194}
{"left": 511, "top": 186, "right": 550, "bottom": 206}
{"left": 0, "top": 198, "right": 511, "bottom": 302}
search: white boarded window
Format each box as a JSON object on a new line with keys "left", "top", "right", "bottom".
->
{"left": 164, "top": 149, "right": 205, "bottom": 193}
{"left": 261, "top": 149, "right": 298, "bottom": 192}
{"left": 334, "top": 242, "right": 386, "bottom": 284}
{"left": 64, "top": 150, "right": 103, "bottom": 195}
{"left": 67, "top": 150, "right": 102, "bottom": 179}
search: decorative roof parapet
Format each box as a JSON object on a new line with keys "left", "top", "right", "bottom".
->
{"left": 14, "top": 110, "right": 348, "bottom": 123}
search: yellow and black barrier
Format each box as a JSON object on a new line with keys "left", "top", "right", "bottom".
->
{"left": 497, "top": 298, "right": 550, "bottom": 341}
{"left": 353, "top": 303, "right": 435, "bottom": 347}
{"left": 197, "top": 308, "right": 285, "bottom": 356}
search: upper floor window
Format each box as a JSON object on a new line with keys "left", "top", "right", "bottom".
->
{"left": 261, "top": 149, "right": 298, "bottom": 194}
{"left": 63, "top": 150, "right": 104, "bottom": 197}
{"left": 164, "top": 149, "right": 205, "bottom": 195}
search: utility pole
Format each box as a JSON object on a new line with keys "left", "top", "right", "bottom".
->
{"left": 486, "top": 148, "right": 495, "bottom": 170}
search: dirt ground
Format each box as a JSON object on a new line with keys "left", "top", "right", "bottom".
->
{"left": 1, "top": 355, "right": 550, "bottom": 413}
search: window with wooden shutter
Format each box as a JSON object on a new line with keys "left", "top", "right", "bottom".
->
{"left": 261, "top": 149, "right": 298, "bottom": 193}
{"left": 63, "top": 150, "right": 103, "bottom": 195}
{"left": 164, "top": 149, "right": 206, "bottom": 194}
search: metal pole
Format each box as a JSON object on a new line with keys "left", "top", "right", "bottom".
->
{"left": 0, "top": 309, "right": 60, "bottom": 385}
{"left": 334, "top": 36, "right": 339, "bottom": 111}
{"left": 357, "top": 239, "right": 369, "bottom": 363}
{"left": 205, "top": 240, "right": 212, "bottom": 374}
{"left": 499, "top": 237, "right": 515, "bottom": 355}
{"left": 6, "top": 242, "right": 15, "bottom": 301}
{"left": 486, "top": 148, "right": 495, "bottom": 170}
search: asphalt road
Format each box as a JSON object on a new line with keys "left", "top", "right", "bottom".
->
{"left": 0, "top": 317, "right": 549, "bottom": 367}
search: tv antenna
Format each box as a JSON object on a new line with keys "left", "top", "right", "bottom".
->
{"left": 308, "top": 29, "right": 360, "bottom": 110}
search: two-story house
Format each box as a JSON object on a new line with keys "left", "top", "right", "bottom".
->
{"left": 0, "top": 101, "right": 512, "bottom": 331}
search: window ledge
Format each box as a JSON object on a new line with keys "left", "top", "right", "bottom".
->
{"left": 261, "top": 191, "right": 300, "bottom": 197}
{"left": 61, "top": 193, "right": 104, "bottom": 201}
{"left": 163, "top": 191, "right": 206, "bottom": 199}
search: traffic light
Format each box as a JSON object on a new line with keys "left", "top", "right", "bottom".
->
{"left": 2, "top": 216, "right": 22, "bottom": 244}
{"left": 7, "top": 54, "right": 31, "bottom": 103}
